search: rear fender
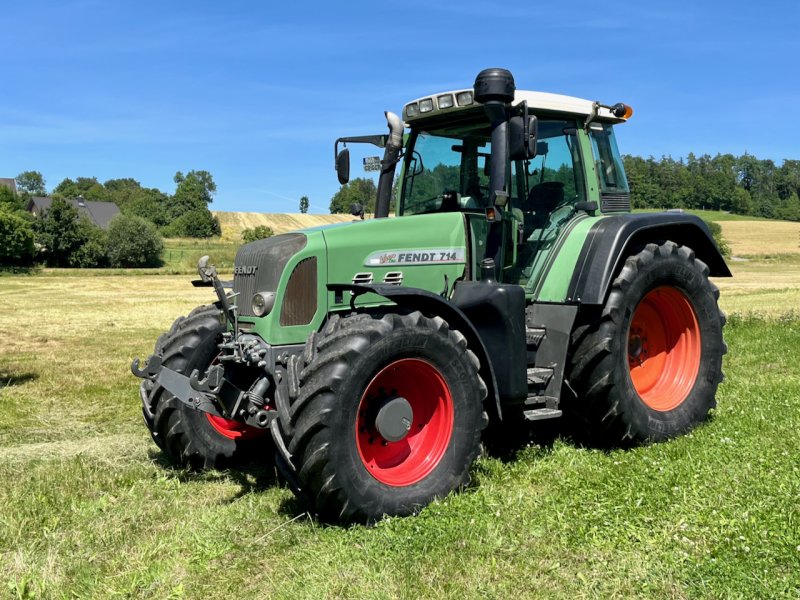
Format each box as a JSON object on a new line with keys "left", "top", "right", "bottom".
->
{"left": 567, "top": 213, "right": 731, "bottom": 305}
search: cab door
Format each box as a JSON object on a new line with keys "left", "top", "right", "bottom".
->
{"left": 504, "top": 119, "right": 589, "bottom": 294}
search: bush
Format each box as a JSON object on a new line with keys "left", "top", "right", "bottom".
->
{"left": 162, "top": 209, "right": 219, "bottom": 238}
{"left": 242, "top": 225, "right": 274, "bottom": 243}
{"left": 69, "top": 219, "right": 108, "bottom": 268}
{"left": 32, "top": 198, "right": 85, "bottom": 267}
{"left": 106, "top": 214, "right": 164, "bottom": 267}
{"left": 0, "top": 185, "right": 25, "bottom": 212}
{"left": 703, "top": 219, "right": 731, "bottom": 257}
{"left": 0, "top": 207, "right": 35, "bottom": 265}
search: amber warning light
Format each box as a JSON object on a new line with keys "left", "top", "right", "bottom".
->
{"left": 612, "top": 103, "right": 634, "bottom": 119}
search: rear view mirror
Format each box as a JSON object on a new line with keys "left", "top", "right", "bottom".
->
{"left": 509, "top": 115, "right": 538, "bottom": 161}
{"left": 336, "top": 148, "right": 350, "bottom": 185}
{"left": 349, "top": 202, "right": 364, "bottom": 219}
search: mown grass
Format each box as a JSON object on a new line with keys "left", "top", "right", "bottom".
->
{"left": 1, "top": 275, "right": 799, "bottom": 598}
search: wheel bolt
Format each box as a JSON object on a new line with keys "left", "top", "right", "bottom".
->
{"left": 382, "top": 441, "right": 389, "bottom": 447}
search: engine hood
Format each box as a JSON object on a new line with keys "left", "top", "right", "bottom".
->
{"left": 321, "top": 212, "right": 469, "bottom": 300}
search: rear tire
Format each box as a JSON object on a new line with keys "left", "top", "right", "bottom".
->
{"left": 279, "top": 311, "right": 486, "bottom": 523}
{"left": 141, "top": 305, "right": 270, "bottom": 469}
{"left": 565, "top": 241, "right": 726, "bottom": 445}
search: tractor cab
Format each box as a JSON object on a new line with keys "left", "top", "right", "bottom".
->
{"left": 336, "top": 77, "right": 634, "bottom": 297}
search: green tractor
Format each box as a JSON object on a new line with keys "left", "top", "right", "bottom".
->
{"left": 132, "top": 68, "right": 729, "bottom": 523}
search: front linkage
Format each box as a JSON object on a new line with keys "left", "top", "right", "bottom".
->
{"left": 131, "top": 257, "right": 289, "bottom": 434}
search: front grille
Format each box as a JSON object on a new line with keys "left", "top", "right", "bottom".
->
{"left": 233, "top": 233, "right": 307, "bottom": 317}
{"left": 601, "top": 193, "right": 631, "bottom": 213}
{"left": 280, "top": 257, "right": 317, "bottom": 326}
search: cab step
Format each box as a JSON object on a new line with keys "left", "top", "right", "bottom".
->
{"left": 526, "top": 327, "right": 546, "bottom": 348}
{"left": 523, "top": 408, "right": 563, "bottom": 421}
{"left": 527, "top": 367, "right": 553, "bottom": 387}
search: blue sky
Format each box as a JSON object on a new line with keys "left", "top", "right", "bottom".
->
{"left": 2, "top": 0, "right": 798, "bottom": 213}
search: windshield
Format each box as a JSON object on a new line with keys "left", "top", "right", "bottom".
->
{"left": 399, "top": 118, "right": 586, "bottom": 215}
{"left": 399, "top": 125, "right": 491, "bottom": 215}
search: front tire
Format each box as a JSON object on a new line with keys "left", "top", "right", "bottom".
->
{"left": 566, "top": 241, "right": 726, "bottom": 445}
{"left": 141, "top": 305, "right": 269, "bottom": 469}
{"left": 280, "top": 311, "right": 486, "bottom": 523}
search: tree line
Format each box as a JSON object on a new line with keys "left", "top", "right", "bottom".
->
{"left": 330, "top": 154, "right": 800, "bottom": 223}
{"left": 623, "top": 153, "right": 800, "bottom": 220}
{"left": 1, "top": 169, "right": 220, "bottom": 268}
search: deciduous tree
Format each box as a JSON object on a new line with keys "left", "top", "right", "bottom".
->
{"left": 15, "top": 171, "right": 46, "bottom": 197}
{"left": 329, "top": 178, "right": 377, "bottom": 214}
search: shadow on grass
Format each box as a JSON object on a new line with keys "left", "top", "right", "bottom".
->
{"left": 0, "top": 371, "right": 39, "bottom": 389}
{"left": 148, "top": 449, "right": 315, "bottom": 519}
{"left": 481, "top": 412, "right": 565, "bottom": 463}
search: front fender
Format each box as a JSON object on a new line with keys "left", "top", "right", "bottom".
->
{"left": 327, "top": 283, "right": 502, "bottom": 421}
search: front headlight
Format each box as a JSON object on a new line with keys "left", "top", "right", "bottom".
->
{"left": 251, "top": 291, "right": 276, "bottom": 317}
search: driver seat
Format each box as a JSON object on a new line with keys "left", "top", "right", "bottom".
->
{"left": 523, "top": 181, "right": 564, "bottom": 234}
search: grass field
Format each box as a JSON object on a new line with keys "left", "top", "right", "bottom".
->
{"left": 1, "top": 259, "right": 799, "bottom": 598}
{"left": 2, "top": 213, "right": 799, "bottom": 598}
{"left": 635, "top": 209, "right": 774, "bottom": 222}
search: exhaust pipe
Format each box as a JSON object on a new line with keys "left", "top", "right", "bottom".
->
{"left": 374, "top": 111, "right": 404, "bottom": 219}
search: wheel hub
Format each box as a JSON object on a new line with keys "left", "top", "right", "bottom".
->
{"left": 627, "top": 329, "right": 648, "bottom": 364}
{"left": 374, "top": 396, "right": 413, "bottom": 442}
{"left": 355, "top": 358, "right": 454, "bottom": 487}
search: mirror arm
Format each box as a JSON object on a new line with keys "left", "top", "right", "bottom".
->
{"left": 334, "top": 134, "right": 388, "bottom": 166}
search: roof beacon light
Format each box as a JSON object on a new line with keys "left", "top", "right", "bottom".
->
{"left": 611, "top": 103, "right": 634, "bottom": 119}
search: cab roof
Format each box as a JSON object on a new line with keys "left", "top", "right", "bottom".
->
{"left": 403, "top": 89, "right": 627, "bottom": 125}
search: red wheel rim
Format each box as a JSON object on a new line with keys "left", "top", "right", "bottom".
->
{"left": 356, "top": 358, "right": 454, "bottom": 487}
{"left": 206, "top": 413, "right": 263, "bottom": 440}
{"left": 204, "top": 356, "right": 266, "bottom": 440}
{"left": 628, "top": 286, "right": 702, "bottom": 412}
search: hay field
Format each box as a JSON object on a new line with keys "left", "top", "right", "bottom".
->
{"left": 720, "top": 220, "right": 800, "bottom": 256}
{"left": 713, "top": 256, "right": 800, "bottom": 318}
{"left": 213, "top": 211, "right": 355, "bottom": 241}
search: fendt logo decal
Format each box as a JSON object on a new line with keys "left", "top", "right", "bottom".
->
{"left": 234, "top": 265, "right": 258, "bottom": 276}
{"left": 365, "top": 248, "right": 466, "bottom": 266}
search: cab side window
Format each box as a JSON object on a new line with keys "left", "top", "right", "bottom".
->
{"left": 511, "top": 120, "right": 585, "bottom": 216}
{"left": 588, "top": 123, "right": 629, "bottom": 194}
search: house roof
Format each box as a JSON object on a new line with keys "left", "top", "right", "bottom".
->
{"left": 0, "top": 178, "right": 17, "bottom": 193}
{"left": 26, "top": 196, "right": 121, "bottom": 230}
